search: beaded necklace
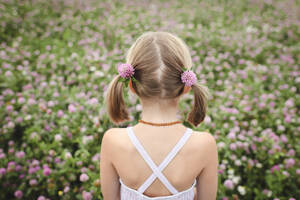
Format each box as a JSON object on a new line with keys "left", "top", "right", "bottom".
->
{"left": 138, "top": 119, "right": 182, "bottom": 126}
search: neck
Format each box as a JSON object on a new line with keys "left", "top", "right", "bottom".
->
{"left": 139, "top": 98, "right": 181, "bottom": 123}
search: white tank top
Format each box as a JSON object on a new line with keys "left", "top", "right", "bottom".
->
{"left": 120, "top": 126, "right": 197, "bottom": 200}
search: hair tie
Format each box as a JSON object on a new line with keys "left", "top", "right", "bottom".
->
{"left": 117, "top": 63, "right": 138, "bottom": 87}
{"left": 181, "top": 70, "right": 197, "bottom": 86}
{"left": 117, "top": 63, "right": 135, "bottom": 78}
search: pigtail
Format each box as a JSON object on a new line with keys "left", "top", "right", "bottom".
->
{"left": 105, "top": 75, "right": 130, "bottom": 125}
{"left": 187, "top": 82, "right": 210, "bottom": 127}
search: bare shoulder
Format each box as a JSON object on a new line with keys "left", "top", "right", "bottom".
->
{"left": 189, "top": 130, "right": 218, "bottom": 167}
{"left": 191, "top": 130, "right": 216, "bottom": 141}
{"left": 102, "top": 128, "right": 126, "bottom": 145}
{"left": 102, "top": 127, "right": 131, "bottom": 150}
{"left": 190, "top": 130, "right": 218, "bottom": 152}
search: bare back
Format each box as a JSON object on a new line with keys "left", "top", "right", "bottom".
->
{"left": 109, "top": 123, "right": 218, "bottom": 199}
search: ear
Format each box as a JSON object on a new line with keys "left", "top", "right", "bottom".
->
{"left": 183, "top": 85, "right": 191, "bottom": 94}
{"left": 129, "top": 78, "right": 136, "bottom": 94}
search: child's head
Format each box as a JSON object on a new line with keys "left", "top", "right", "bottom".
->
{"left": 105, "top": 31, "right": 210, "bottom": 127}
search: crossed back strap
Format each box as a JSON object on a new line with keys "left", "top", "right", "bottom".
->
{"left": 126, "top": 126, "right": 193, "bottom": 194}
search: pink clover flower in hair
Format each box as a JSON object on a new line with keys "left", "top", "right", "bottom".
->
{"left": 181, "top": 70, "right": 197, "bottom": 86}
{"left": 117, "top": 63, "right": 135, "bottom": 79}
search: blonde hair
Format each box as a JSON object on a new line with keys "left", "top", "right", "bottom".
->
{"left": 105, "top": 31, "right": 210, "bottom": 127}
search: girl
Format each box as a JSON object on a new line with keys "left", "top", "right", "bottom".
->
{"left": 100, "top": 31, "right": 218, "bottom": 200}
